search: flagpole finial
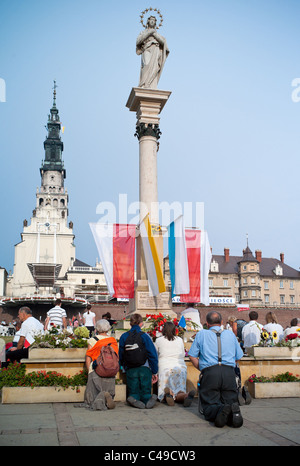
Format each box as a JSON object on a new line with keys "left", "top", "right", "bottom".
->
{"left": 246, "top": 233, "right": 249, "bottom": 247}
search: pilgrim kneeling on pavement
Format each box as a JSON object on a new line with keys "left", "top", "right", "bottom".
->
{"left": 189, "top": 311, "right": 244, "bottom": 428}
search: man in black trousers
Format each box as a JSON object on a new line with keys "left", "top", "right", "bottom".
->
{"left": 189, "top": 311, "right": 244, "bottom": 428}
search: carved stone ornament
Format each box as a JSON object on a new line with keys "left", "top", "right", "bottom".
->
{"left": 134, "top": 122, "right": 162, "bottom": 140}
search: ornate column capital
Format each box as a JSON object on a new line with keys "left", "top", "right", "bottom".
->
{"left": 134, "top": 122, "right": 162, "bottom": 141}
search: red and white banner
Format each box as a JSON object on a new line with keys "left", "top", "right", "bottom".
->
{"left": 89, "top": 223, "right": 136, "bottom": 299}
{"left": 180, "top": 229, "right": 212, "bottom": 306}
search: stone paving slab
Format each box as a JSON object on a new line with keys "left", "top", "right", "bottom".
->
{"left": 0, "top": 398, "right": 300, "bottom": 447}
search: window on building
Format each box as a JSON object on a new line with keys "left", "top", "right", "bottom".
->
{"left": 243, "top": 278, "right": 247, "bottom": 284}
{"left": 95, "top": 279, "right": 99, "bottom": 284}
{"left": 235, "top": 280, "right": 239, "bottom": 288}
{"left": 251, "top": 290, "right": 256, "bottom": 297}
{"left": 81, "top": 279, "right": 86, "bottom": 284}
{"left": 280, "top": 295, "right": 285, "bottom": 304}
{"left": 264, "top": 281, "right": 269, "bottom": 290}
{"left": 280, "top": 281, "right": 284, "bottom": 289}
{"left": 209, "top": 279, "right": 213, "bottom": 287}
{"left": 243, "top": 265, "right": 247, "bottom": 271}
{"left": 223, "top": 279, "right": 228, "bottom": 287}
{"left": 243, "top": 290, "right": 248, "bottom": 297}
{"left": 264, "top": 294, "right": 270, "bottom": 303}
{"left": 251, "top": 277, "right": 255, "bottom": 284}
{"left": 290, "top": 281, "right": 294, "bottom": 289}
{"left": 290, "top": 295, "right": 295, "bottom": 304}
{"left": 235, "top": 294, "right": 240, "bottom": 303}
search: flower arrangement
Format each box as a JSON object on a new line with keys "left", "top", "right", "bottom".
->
{"left": 145, "top": 313, "right": 184, "bottom": 341}
{"left": 256, "top": 326, "right": 300, "bottom": 348}
{"left": 248, "top": 372, "right": 300, "bottom": 383}
{"left": 258, "top": 328, "right": 280, "bottom": 347}
{"left": 32, "top": 324, "right": 89, "bottom": 350}
{"left": 0, "top": 362, "right": 88, "bottom": 390}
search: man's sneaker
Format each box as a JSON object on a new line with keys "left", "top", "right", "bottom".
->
{"left": 127, "top": 396, "right": 145, "bottom": 409}
{"left": 183, "top": 390, "right": 196, "bottom": 407}
{"left": 214, "top": 404, "right": 231, "bottom": 428}
{"left": 231, "top": 402, "right": 243, "bottom": 428}
{"left": 146, "top": 394, "right": 158, "bottom": 409}
{"left": 242, "top": 386, "right": 252, "bottom": 405}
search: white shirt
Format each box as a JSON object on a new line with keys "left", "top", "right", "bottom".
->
{"left": 83, "top": 311, "right": 95, "bottom": 327}
{"left": 180, "top": 308, "right": 203, "bottom": 329}
{"left": 263, "top": 323, "right": 284, "bottom": 340}
{"left": 283, "top": 326, "right": 300, "bottom": 338}
{"left": 20, "top": 316, "right": 44, "bottom": 346}
{"left": 242, "top": 320, "right": 263, "bottom": 347}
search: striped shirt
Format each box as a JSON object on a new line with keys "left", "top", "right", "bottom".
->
{"left": 47, "top": 306, "right": 67, "bottom": 331}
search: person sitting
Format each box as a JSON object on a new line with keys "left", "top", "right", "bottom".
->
{"left": 83, "top": 319, "right": 118, "bottom": 410}
{"left": 155, "top": 321, "right": 195, "bottom": 407}
{"left": 3, "top": 307, "right": 44, "bottom": 367}
{"left": 263, "top": 312, "right": 284, "bottom": 340}
{"left": 119, "top": 313, "right": 158, "bottom": 409}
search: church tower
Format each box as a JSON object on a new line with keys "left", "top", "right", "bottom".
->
{"left": 8, "top": 83, "right": 76, "bottom": 296}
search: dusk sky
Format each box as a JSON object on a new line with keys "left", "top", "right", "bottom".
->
{"left": 1, "top": 0, "right": 299, "bottom": 274}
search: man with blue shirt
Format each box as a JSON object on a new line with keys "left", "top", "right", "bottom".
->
{"left": 119, "top": 313, "right": 158, "bottom": 409}
{"left": 189, "top": 311, "right": 244, "bottom": 428}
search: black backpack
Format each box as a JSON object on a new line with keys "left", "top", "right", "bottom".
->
{"left": 123, "top": 330, "right": 148, "bottom": 368}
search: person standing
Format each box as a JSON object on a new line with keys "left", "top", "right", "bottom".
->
{"left": 241, "top": 311, "right": 263, "bottom": 348}
{"left": 263, "top": 312, "right": 284, "bottom": 341}
{"left": 119, "top": 313, "right": 158, "bottom": 409}
{"left": 180, "top": 303, "right": 203, "bottom": 330}
{"left": 44, "top": 299, "right": 67, "bottom": 332}
{"left": 83, "top": 304, "right": 96, "bottom": 337}
{"left": 189, "top": 311, "right": 244, "bottom": 428}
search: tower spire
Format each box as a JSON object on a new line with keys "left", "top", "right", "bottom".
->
{"left": 52, "top": 80, "right": 57, "bottom": 107}
{"left": 40, "top": 82, "right": 65, "bottom": 178}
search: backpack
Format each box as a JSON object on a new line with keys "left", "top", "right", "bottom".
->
{"left": 92, "top": 340, "right": 119, "bottom": 378}
{"left": 123, "top": 330, "right": 148, "bottom": 368}
{"left": 236, "top": 320, "right": 247, "bottom": 341}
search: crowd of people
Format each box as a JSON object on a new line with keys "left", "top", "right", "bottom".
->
{"left": 1, "top": 301, "right": 299, "bottom": 429}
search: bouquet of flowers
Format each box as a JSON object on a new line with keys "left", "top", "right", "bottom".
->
{"left": 278, "top": 332, "right": 300, "bottom": 348}
{"left": 145, "top": 313, "right": 184, "bottom": 341}
{"left": 258, "top": 328, "right": 279, "bottom": 347}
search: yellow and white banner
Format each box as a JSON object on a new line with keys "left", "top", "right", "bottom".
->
{"left": 140, "top": 214, "right": 166, "bottom": 296}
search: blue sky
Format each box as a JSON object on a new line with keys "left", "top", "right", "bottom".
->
{"left": 0, "top": 0, "right": 300, "bottom": 274}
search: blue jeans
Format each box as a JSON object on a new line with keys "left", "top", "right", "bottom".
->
{"left": 126, "top": 366, "right": 152, "bottom": 404}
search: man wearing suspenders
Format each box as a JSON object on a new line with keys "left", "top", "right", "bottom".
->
{"left": 189, "top": 311, "right": 244, "bottom": 428}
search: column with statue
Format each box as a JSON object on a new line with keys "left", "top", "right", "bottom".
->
{"left": 126, "top": 9, "right": 175, "bottom": 318}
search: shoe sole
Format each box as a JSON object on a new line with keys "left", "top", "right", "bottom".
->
{"left": 215, "top": 405, "right": 232, "bottom": 428}
{"left": 231, "top": 404, "right": 243, "bottom": 428}
{"left": 104, "top": 392, "right": 115, "bottom": 409}
{"left": 166, "top": 395, "right": 175, "bottom": 406}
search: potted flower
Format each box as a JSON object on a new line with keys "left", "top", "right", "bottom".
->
{"left": 246, "top": 327, "right": 300, "bottom": 358}
{"left": 28, "top": 325, "right": 89, "bottom": 360}
{"left": 247, "top": 372, "right": 300, "bottom": 398}
{"left": 0, "top": 362, "right": 88, "bottom": 404}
